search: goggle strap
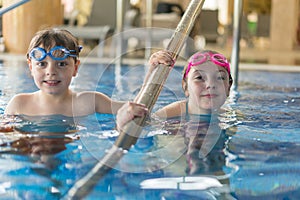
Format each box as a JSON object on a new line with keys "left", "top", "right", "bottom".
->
{"left": 184, "top": 63, "right": 192, "bottom": 79}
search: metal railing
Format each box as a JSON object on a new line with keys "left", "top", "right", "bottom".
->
{"left": 0, "top": 0, "right": 30, "bottom": 16}
{"left": 115, "top": 0, "right": 243, "bottom": 89}
{"left": 231, "top": 0, "right": 243, "bottom": 90}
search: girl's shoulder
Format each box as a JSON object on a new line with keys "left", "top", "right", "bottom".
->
{"left": 154, "top": 100, "right": 187, "bottom": 118}
{"left": 75, "top": 91, "right": 108, "bottom": 97}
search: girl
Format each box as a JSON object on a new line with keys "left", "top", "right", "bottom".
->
{"left": 149, "top": 50, "right": 232, "bottom": 119}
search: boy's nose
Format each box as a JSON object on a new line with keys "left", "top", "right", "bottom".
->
{"left": 46, "top": 64, "right": 57, "bottom": 75}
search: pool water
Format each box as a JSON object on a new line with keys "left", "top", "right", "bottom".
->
{"left": 0, "top": 59, "right": 300, "bottom": 199}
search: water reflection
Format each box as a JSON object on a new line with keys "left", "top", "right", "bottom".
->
{"left": 137, "top": 113, "right": 235, "bottom": 199}
{"left": 0, "top": 111, "right": 237, "bottom": 199}
{"left": 2, "top": 135, "right": 74, "bottom": 155}
{"left": 0, "top": 114, "right": 79, "bottom": 168}
{"left": 159, "top": 114, "right": 232, "bottom": 177}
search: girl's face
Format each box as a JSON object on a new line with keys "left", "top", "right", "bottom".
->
{"left": 27, "top": 47, "right": 79, "bottom": 96}
{"left": 185, "top": 63, "right": 231, "bottom": 113}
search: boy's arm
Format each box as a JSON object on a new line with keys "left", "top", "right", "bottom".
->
{"left": 92, "top": 92, "right": 148, "bottom": 132}
{"left": 115, "top": 102, "right": 148, "bottom": 132}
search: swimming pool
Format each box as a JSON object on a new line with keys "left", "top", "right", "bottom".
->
{"left": 0, "top": 58, "right": 300, "bottom": 199}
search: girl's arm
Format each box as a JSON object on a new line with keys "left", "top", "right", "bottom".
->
{"left": 154, "top": 100, "right": 186, "bottom": 119}
{"left": 143, "top": 50, "right": 174, "bottom": 85}
{"left": 134, "top": 50, "right": 175, "bottom": 105}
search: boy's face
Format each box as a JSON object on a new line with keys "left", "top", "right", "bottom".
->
{"left": 185, "top": 63, "right": 231, "bottom": 113}
{"left": 27, "top": 47, "right": 80, "bottom": 95}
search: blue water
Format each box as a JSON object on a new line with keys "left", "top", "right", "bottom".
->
{"left": 0, "top": 59, "right": 300, "bottom": 199}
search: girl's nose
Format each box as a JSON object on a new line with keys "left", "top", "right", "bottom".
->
{"left": 206, "top": 78, "right": 216, "bottom": 89}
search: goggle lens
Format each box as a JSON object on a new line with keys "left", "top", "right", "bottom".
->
{"left": 212, "top": 54, "right": 226, "bottom": 63}
{"left": 191, "top": 54, "right": 206, "bottom": 64}
{"left": 30, "top": 48, "right": 44, "bottom": 60}
{"left": 51, "top": 48, "right": 67, "bottom": 59}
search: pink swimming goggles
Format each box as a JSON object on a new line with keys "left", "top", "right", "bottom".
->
{"left": 184, "top": 52, "right": 230, "bottom": 79}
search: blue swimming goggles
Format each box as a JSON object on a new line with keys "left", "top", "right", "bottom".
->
{"left": 29, "top": 46, "right": 82, "bottom": 61}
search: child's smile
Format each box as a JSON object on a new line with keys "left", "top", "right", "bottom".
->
{"left": 29, "top": 55, "right": 78, "bottom": 95}
{"left": 187, "top": 64, "right": 230, "bottom": 113}
{"left": 43, "top": 80, "right": 61, "bottom": 87}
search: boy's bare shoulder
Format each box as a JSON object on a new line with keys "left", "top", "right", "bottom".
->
{"left": 5, "top": 93, "right": 35, "bottom": 115}
{"left": 8, "top": 93, "right": 35, "bottom": 103}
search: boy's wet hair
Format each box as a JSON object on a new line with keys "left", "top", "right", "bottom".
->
{"left": 26, "top": 28, "right": 81, "bottom": 61}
